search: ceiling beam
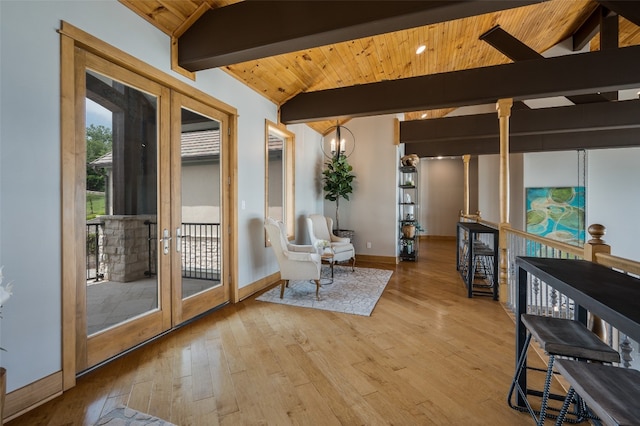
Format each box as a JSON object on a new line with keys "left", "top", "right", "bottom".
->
{"left": 479, "top": 25, "right": 612, "bottom": 104}
{"left": 400, "top": 99, "right": 640, "bottom": 156}
{"left": 573, "top": 6, "right": 605, "bottom": 51}
{"left": 402, "top": 99, "right": 640, "bottom": 142}
{"left": 407, "top": 128, "right": 640, "bottom": 157}
{"left": 479, "top": 25, "right": 540, "bottom": 61}
{"left": 597, "top": 1, "right": 640, "bottom": 27}
{"left": 178, "top": 0, "right": 546, "bottom": 71}
{"left": 280, "top": 45, "right": 640, "bottom": 124}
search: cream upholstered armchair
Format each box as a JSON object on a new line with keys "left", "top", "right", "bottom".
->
{"left": 264, "top": 217, "right": 322, "bottom": 299}
{"left": 306, "top": 214, "right": 356, "bottom": 270}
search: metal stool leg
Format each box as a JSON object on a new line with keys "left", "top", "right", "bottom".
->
{"left": 508, "top": 333, "right": 539, "bottom": 422}
{"left": 554, "top": 387, "right": 576, "bottom": 426}
{"left": 537, "top": 354, "right": 555, "bottom": 425}
{"left": 509, "top": 334, "right": 589, "bottom": 425}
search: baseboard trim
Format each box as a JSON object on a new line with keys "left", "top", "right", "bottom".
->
{"left": 355, "top": 254, "right": 398, "bottom": 265}
{"left": 238, "top": 272, "right": 280, "bottom": 301}
{"left": 422, "top": 235, "right": 456, "bottom": 241}
{"left": 4, "top": 371, "right": 63, "bottom": 422}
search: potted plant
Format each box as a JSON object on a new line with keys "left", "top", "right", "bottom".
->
{"left": 322, "top": 154, "right": 355, "bottom": 233}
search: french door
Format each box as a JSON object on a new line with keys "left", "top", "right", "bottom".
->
{"left": 73, "top": 51, "right": 229, "bottom": 373}
{"left": 170, "top": 93, "right": 230, "bottom": 323}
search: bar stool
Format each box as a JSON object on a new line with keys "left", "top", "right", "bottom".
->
{"left": 553, "top": 360, "right": 640, "bottom": 426}
{"left": 471, "top": 242, "right": 494, "bottom": 293}
{"left": 508, "top": 314, "right": 620, "bottom": 424}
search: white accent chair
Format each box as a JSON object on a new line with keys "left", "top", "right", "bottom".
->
{"left": 305, "top": 214, "right": 356, "bottom": 271}
{"left": 264, "top": 217, "right": 322, "bottom": 299}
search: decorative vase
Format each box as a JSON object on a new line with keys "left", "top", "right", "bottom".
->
{"left": 402, "top": 224, "right": 416, "bottom": 238}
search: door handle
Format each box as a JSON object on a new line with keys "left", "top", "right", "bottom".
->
{"left": 176, "top": 227, "right": 182, "bottom": 253}
{"left": 160, "top": 228, "right": 171, "bottom": 255}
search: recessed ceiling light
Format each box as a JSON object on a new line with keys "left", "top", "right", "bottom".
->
{"left": 416, "top": 45, "right": 426, "bottom": 55}
{"left": 421, "top": 113, "right": 427, "bottom": 118}
{"left": 437, "top": 156, "right": 443, "bottom": 160}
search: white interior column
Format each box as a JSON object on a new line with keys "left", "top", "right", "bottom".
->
{"left": 463, "top": 154, "right": 470, "bottom": 216}
{"left": 497, "top": 98, "right": 513, "bottom": 297}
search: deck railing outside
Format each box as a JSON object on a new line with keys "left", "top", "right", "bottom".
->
{"left": 87, "top": 221, "right": 221, "bottom": 283}
{"left": 86, "top": 221, "right": 104, "bottom": 282}
{"left": 180, "top": 222, "right": 222, "bottom": 281}
{"left": 144, "top": 221, "right": 221, "bottom": 281}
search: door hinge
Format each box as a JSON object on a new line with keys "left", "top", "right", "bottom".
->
{"left": 228, "top": 127, "right": 231, "bottom": 136}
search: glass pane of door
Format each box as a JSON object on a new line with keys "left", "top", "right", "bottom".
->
{"left": 85, "top": 69, "right": 159, "bottom": 335}
{"left": 179, "top": 107, "right": 222, "bottom": 299}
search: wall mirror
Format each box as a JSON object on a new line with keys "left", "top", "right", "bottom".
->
{"left": 265, "top": 120, "right": 295, "bottom": 244}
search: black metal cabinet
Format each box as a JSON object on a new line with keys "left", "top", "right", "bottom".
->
{"left": 456, "top": 222, "right": 499, "bottom": 299}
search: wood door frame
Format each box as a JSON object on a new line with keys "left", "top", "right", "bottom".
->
{"left": 171, "top": 92, "right": 231, "bottom": 324}
{"left": 60, "top": 21, "right": 238, "bottom": 391}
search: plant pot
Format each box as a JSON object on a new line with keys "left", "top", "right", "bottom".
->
{"left": 334, "top": 229, "right": 355, "bottom": 242}
{"left": 402, "top": 224, "right": 416, "bottom": 238}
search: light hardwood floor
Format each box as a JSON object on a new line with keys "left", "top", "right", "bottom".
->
{"left": 8, "top": 239, "right": 538, "bottom": 425}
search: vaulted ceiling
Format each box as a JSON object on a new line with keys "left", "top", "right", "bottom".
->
{"left": 120, "top": 0, "right": 640, "bottom": 135}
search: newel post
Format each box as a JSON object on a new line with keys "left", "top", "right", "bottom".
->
{"left": 584, "top": 224, "right": 611, "bottom": 341}
{"left": 583, "top": 223, "right": 611, "bottom": 262}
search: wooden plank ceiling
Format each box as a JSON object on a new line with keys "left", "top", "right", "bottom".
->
{"left": 120, "top": 0, "right": 640, "bottom": 135}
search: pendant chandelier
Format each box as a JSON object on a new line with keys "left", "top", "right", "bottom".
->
{"left": 322, "top": 122, "right": 355, "bottom": 160}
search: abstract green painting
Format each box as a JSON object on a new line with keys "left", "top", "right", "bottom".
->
{"left": 526, "top": 187, "right": 585, "bottom": 246}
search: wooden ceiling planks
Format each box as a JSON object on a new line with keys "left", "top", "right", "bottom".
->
{"left": 120, "top": 0, "right": 640, "bottom": 131}
{"left": 119, "top": 0, "right": 238, "bottom": 35}
{"left": 119, "top": 0, "right": 199, "bottom": 35}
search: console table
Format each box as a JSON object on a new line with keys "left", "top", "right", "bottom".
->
{"left": 514, "top": 257, "right": 640, "bottom": 408}
{"left": 456, "top": 222, "right": 499, "bottom": 299}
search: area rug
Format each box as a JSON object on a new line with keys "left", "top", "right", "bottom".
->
{"left": 94, "top": 405, "right": 176, "bottom": 426}
{"left": 256, "top": 266, "right": 392, "bottom": 316}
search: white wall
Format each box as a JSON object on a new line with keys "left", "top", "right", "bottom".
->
{"left": 0, "top": 0, "right": 322, "bottom": 392}
{"left": 588, "top": 148, "right": 640, "bottom": 261}
{"left": 420, "top": 158, "right": 464, "bottom": 236}
{"left": 523, "top": 151, "right": 581, "bottom": 188}
{"left": 477, "top": 153, "right": 524, "bottom": 230}
{"left": 289, "top": 123, "right": 325, "bottom": 245}
{"left": 322, "top": 115, "right": 400, "bottom": 256}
